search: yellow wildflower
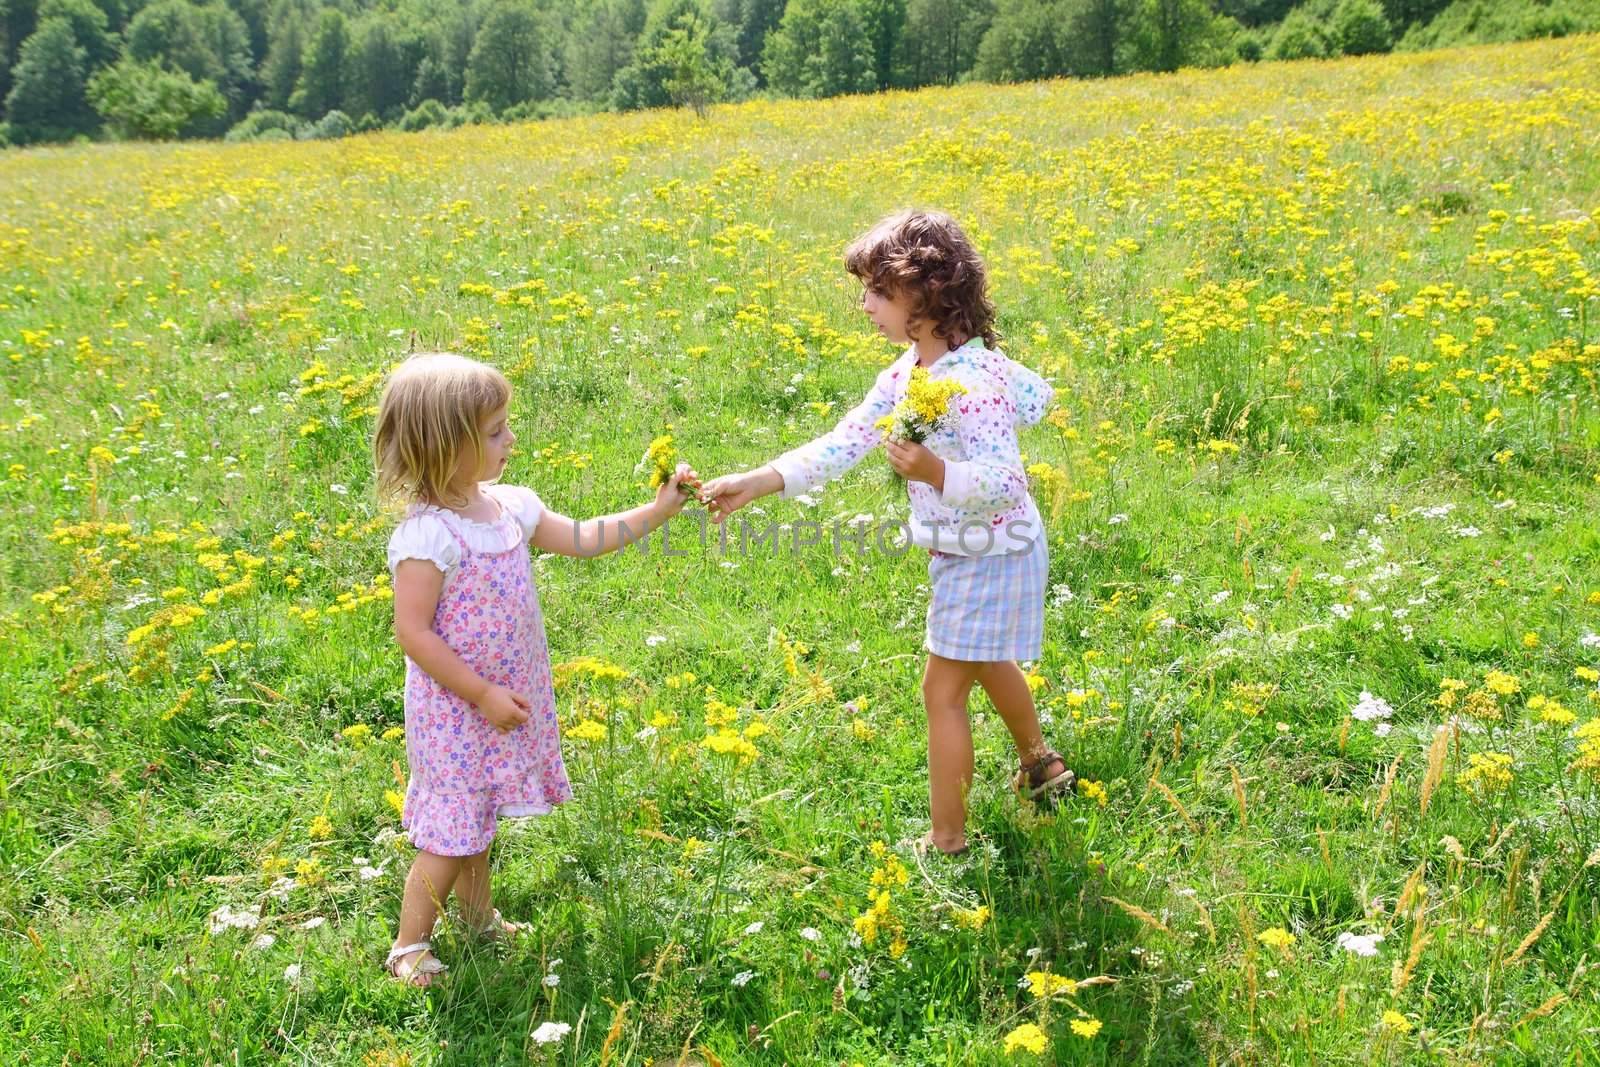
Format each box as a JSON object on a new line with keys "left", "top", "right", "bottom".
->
{"left": 1483, "top": 669, "right": 1520, "bottom": 696}
{"left": 880, "top": 366, "right": 966, "bottom": 443}
{"left": 1077, "top": 779, "right": 1108, "bottom": 806}
{"left": 567, "top": 719, "right": 607, "bottom": 742}
{"left": 1026, "top": 971, "right": 1077, "bottom": 998}
{"left": 1457, "top": 751, "right": 1514, "bottom": 794}
{"left": 1002, "top": 1023, "right": 1048, "bottom": 1055}
{"left": 1257, "top": 927, "right": 1295, "bottom": 950}
{"left": 1381, "top": 1010, "right": 1412, "bottom": 1033}
{"left": 295, "top": 858, "right": 325, "bottom": 886}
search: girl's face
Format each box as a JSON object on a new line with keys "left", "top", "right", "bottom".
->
{"left": 457, "top": 403, "right": 515, "bottom": 485}
{"left": 861, "top": 284, "right": 916, "bottom": 345}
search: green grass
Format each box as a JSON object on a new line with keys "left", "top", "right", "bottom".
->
{"left": 2, "top": 32, "right": 1600, "bottom": 1066}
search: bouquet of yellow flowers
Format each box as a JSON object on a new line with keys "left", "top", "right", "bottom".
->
{"left": 640, "top": 433, "right": 697, "bottom": 494}
{"left": 875, "top": 366, "right": 967, "bottom": 443}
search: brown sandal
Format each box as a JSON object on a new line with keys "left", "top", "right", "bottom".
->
{"left": 1015, "top": 748, "right": 1075, "bottom": 802}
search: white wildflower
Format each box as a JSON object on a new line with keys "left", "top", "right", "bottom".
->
{"left": 530, "top": 1021, "right": 571, "bottom": 1045}
{"left": 1351, "top": 690, "right": 1394, "bottom": 722}
{"left": 1335, "top": 931, "right": 1384, "bottom": 957}
{"left": 207, "top": 904, "right": 261, "bottom": 934}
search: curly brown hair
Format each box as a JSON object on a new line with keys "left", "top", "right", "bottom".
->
{"left": 843, "top": 209, "right": 999, "bottom": 350}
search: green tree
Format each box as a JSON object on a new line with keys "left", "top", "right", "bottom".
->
{"left": 259, "top": 0, "right": 310, "bottom": 110}
{"left": 231, "top": 0, "right": 269, "bottom": 64}
{"left": 762, "top": 0, "right": 875, "bottom": 98}
{"left": 657, "top": 9, "right": 725, "bottom": 114}
{"left": 125, "top": 0, "right": 252, "bottom": 120}
{"left": 975, "top": 0, "right": 1070, "bottom": 82}
{"left": 1214, "top": 0, "right": 1295, "bottom": 25}
{"left": 1130, "top": 0, "right": 1237, "bottom": 70}
{"left": 1268, "top": 5, "right": 1331, "bottom": 57}
{"left": 2, "top": 0, "right": 42, "bottom": 107}
{"left": 288, "top": 7, "right": 346, "bottom": 117}
{"left": 3, "top": 17, "right": 95, "bottom": 142}
{"left": 858, "top": 0, "right": 906, "bottom": 87}
{"left": 88, "top": 55, "right": 225, "bottom": 138}
{"left": 37, "top": 0, "right": 113, "bottom": 68}
{"left": 409, "top": 53, "right": 449, "bottom": 107}
{"left": 439, "top": 6, "right": 478, "bottom": 104}
{"left": 1076, "top": 0, "right": 1132, "bottom": 74}
{"left": 900, "top": 0, "right": 993, "bottom": 86}
{"left": 347, "top": 16, "right": 409, "bottom": 121}
{"left": 565, "top": 0, "right": 640, "bottom": 102}
{"left": 1380, "top": 0, "right": 1451, "bottom": 31}
{"left": 465, "top": 1, "right": 555, "bottom": 113}
{"left": 1332, "top": 0, "right": 1392, "bottom": 52}
{"left": 612, "top": 0, "right": 741, "bottom": 110}
{"left": 711, "top": 0, "right": 783, "bottom": 76}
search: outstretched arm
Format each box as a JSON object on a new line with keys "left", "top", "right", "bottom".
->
{"left": 531, "top": 463, "right": 700, "bottom": 557}
{"left": 702, "top": 360, "right": 905, "bottom": 524}
{"left": 699, "top": 465, "right": 785, "bottom": 525}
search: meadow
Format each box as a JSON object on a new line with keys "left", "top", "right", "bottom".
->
{"left": 2, "top": 34, "right": 1599, "bottom": 1065}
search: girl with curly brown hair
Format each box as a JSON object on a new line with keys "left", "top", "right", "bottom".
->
{"left": 700, "top": 210, "right": 1072, "bottom": 857}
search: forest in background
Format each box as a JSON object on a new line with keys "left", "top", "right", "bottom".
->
{"left": 2, "top": 0, "right": 1598, "bottom": 147}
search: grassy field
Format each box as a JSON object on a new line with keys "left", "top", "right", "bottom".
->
{"left": 2, "top": 34, "right": 1599, "bottom": 1065}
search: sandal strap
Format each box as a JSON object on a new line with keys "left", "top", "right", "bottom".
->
{"left": 386, "top": 941, "right": 446, "bottom": 974}
{"left": 1021, "top": 749, "right": 1066, "bottom": 784}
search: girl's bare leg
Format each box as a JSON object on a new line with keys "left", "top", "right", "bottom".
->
{"left": 923, "top": 653, "right": 983, "bottom": 852}
{"left": 975, "top": 660, "right": 1059, "bottom": 770}
{"left": 391, "top": 850, "right": 465, "bottom": 986}
{"left": 455, "top": 847, "right": 494, "bottom": 928}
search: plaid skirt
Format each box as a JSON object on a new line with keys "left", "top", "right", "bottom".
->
{"left": 924, "top": 535, "right": 1048, "bottom": 663}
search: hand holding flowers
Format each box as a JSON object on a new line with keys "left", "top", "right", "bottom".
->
{"left": 876, "top": 366, "right": 965, "bottom": 487}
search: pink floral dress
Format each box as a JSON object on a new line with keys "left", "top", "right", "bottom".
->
{"left": 392, "top": 491, "right": 571, "bottom": 856}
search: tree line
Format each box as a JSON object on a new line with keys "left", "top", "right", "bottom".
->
{"left": 1, "top": 0, "right": 1595, "bottom": 146}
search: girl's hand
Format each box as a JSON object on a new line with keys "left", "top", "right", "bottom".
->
{"left": 477, "top": 684, "right": 533, "bottom": 733}
{"left": 885, "top": 438, "right": 945, "bottom": 489}
{"left": 699, "top": 467, "right": 781, "bottom": 525}
{"left": 655, "top": 463, "right": 701, "bottom": 517}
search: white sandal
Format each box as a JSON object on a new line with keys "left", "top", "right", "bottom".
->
{"left": 472, "top": 909, "right": 529, "bottom": 942}
{"left": 438, "top": 908, "right": 529, "bottom": 943}
{"left": 385, "top": 941, "right": 446, "bottom": 986}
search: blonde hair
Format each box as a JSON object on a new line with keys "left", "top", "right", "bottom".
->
{"left": 373, "top": 352, "right": 511, "bottom": 508}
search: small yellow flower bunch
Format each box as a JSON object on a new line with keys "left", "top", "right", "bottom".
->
{"left": 640, "top": 434, "right": 697, "bottom": 494}
{"left": 875, "top": 367, "right": 967, "bottom": 444}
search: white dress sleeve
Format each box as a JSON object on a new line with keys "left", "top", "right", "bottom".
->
{"left": 386, "top": 513, "right": 461, "bottom": 578}
{"left": 486, "top": 484, "right": 545, "bottom": 540}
